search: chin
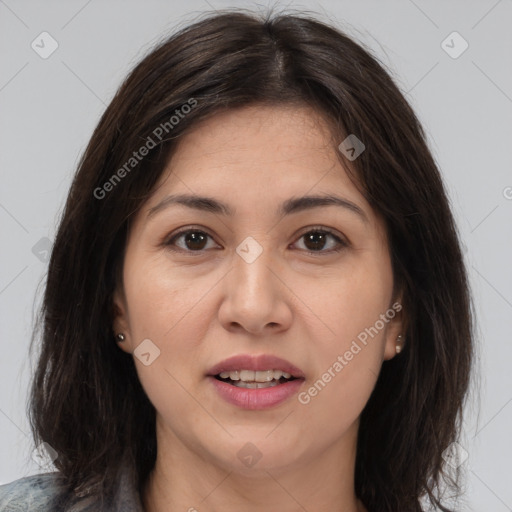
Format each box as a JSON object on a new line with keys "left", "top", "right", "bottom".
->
{"left": 206, "top": 434, "right": 307, "bottom": 475}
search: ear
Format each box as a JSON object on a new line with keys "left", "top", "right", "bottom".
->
{"left": 112, "top": 285, "right": 133, "bottom": 354}
{"left": 383, "top": 297, "right": 405, "bottom": 361}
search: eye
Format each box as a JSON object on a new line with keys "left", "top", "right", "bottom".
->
{"left": 292, "top": 227, "right": 348, "bottom": 255}
{"left": 164, "top": 227, "right": 218, "bottom": 253}
{"left": 163, "top": 226, "right": 348, "bottom": 255}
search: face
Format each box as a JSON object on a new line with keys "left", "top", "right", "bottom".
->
{"left": 113, "top": 104, "right": 403, "bottom": 475}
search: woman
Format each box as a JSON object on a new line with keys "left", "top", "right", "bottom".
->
{"left": 0, "top": 8, "right": 475, "bottom": 512}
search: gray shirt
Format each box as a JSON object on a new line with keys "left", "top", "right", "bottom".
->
{"left": 0, "top": 464, "right": 144, "bottom": 512}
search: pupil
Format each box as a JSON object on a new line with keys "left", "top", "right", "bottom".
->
{"left": 305, "top": 232, "right": 326, "bottom": 251}
{"left": 186, "top": 232, "right": 207, "bottom": 250}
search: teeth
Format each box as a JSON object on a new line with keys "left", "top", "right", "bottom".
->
{"left": 218, "top": 369, "right": 293, "bottom": 382}
{"left": 256, "top": 370, "right": 274, "bottom": 382}
{"left": 240, "top": 370, "right": 255, "bottom": 381}
{"left": 232, "top": 380, "right": 280, "bottom": 389}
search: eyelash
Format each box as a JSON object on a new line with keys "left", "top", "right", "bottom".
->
{"left": 163, "top": 225, "right": 348, "bottom": 256}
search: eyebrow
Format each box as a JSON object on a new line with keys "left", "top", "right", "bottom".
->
{"left": 147, "top": 193, "right": 369, "bottom": 224}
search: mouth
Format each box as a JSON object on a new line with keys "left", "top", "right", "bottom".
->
{"left": 207, "top": 354, "right": 305, "bottom": 410}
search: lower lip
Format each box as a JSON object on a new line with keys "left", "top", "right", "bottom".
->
{"left": 208, "top": 376, "right": 304, "bottom": 410}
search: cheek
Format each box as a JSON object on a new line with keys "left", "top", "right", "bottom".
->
{"left": 134, "top": 361, "right": 213, "bottom": 452}
{"left": 311, "top": 255, "right": 393, "bottom": 346}
{"left": 300, "top": 253, "right": 393, "bottom": 411}
{"left": 295, "top": 360, "right": 377, "bottom": 453}
{"left": 123, "top": 253, "right": 216, "bottom": 343}
{"left": 124, "top": 263, "right": 210, "bottom": 433}
{"left": 298, "top": 296, "right": 390, "bottom": 437}
{"left": 122, "top": 255, "right": 218, "bottom": 407}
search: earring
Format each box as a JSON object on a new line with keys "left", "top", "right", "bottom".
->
{"left": 116, "top": 333, "right": 125, "bottom": 342}
{"left": 396, "top": 334, "right": 403, "bottom": 354}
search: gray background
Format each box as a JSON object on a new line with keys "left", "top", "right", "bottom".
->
{"left": 1, "top": 0, "right": 511, "bottom": 510}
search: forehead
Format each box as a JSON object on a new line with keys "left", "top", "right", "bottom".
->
{"left": 154, "top": 105, "right": 364, "bottom": 204}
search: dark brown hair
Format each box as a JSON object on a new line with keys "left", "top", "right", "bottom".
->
{"left": 28, "top": 7, "right": 476, "bottom": 511}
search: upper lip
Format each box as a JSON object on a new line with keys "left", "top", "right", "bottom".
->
{"left": 207, "top": 354, "right": 305, "bottom": 379}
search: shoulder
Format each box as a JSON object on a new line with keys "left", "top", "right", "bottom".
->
{"left": 0, "top": 472, "right": 68, "bottom": 511}
{"left": 0, "top": 460, "right": 144, "bottom": 512}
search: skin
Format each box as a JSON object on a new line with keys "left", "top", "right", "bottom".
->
{"left": 113, "top": 104, "right": 403, "bottom": 512}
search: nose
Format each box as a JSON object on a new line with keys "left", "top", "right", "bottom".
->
{"left": 217, "top": 243, "right": 293, "bottom": 336}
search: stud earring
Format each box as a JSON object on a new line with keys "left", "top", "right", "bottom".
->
{"left": 116, "top": 333, "right": 125, "bottom": 342}
{"left": 396, "top": 334, "right": 403, "bottom": 354}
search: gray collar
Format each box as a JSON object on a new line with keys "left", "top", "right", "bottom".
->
{"left": 65, "top": 460, "right": 145, "bottom": 512}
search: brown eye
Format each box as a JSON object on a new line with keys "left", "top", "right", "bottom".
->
{"left": 294, "top": 228, "right": 347, "bottom": 254}
{"left": 303, "top": 232, "right": 329, "bottom": 251}
{"left": 166, "top": 229, "right": 217, "bottom": 252}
